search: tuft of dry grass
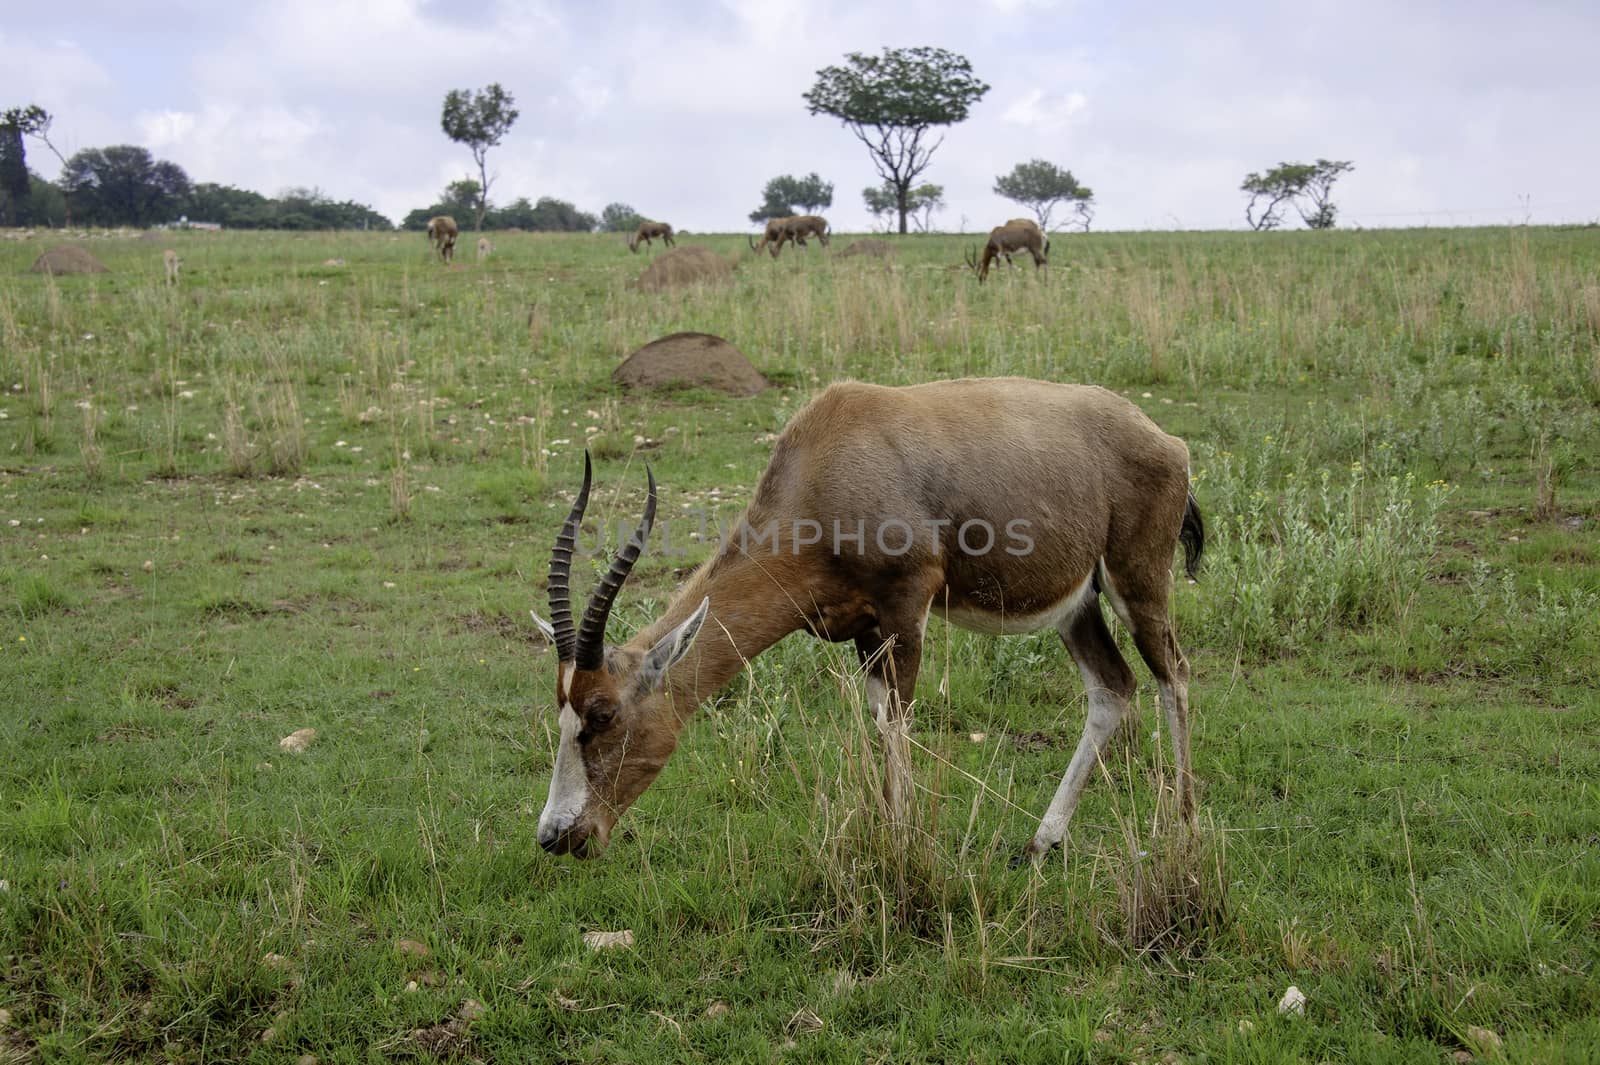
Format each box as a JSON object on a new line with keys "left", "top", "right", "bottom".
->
{"left": 79, "top": 399, "right": 103, "bottom": 483}
{"left": 1103, "top": 765, "right": 1230, "bottom": 959}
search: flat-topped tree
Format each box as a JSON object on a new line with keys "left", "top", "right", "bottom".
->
{"left": 748, "top": 173, "right": 834, "bottom": 224}
{"left": 441, "top": 83, "right": 519, "bottom": 231}
{"left": 804, "top": 47, "right": 988, "bottom": 235}
{"left": 994, "top": 159, "right": 1094, "bottom": 233}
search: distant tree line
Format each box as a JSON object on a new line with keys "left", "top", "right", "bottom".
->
{"left": 400, "top": 179, "right": 603, "bottom": 232}
{"left": 1, "top": 106, "right": 395, "bottom": 230}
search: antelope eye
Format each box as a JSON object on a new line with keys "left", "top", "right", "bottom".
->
{"left": 583, "top": 698, "right": 618, "bottom": 732}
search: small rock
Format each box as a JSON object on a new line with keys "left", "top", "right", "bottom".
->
{"left": 395, "top": 938, "right": 432, "bottom": 959}
{"left": 261, "top": 952, "right": 290, "bottom": 970}
{"left": 969, "top": 732, "right": 987, "bottom": 743}
{"left": 296, "top": 1056, "right": 320, "bottom": 1065}
{"left": 142, "top": 560, "right": 154, "bottom": 572}
{"left": 279, "top": 728, "right": 316, "bottom": 753}
{"left": 705, "top": 1001, "right": 730, "bottom": 1019}
{"left": 1237, "top": 1018, "right": 1255, "bottom": 1034}
{"left": 1451, "top": 1051, "right": 1474, "bottom": 1064}
{"left": 260, "top": 1026, "right": 277, "bottom": 1043}
{"left": 458, "top": 999, "right": 487, "bottom": 1023}
{"left": 0, "top": 1007, "right": 12, "bottom": 1026}
{"left": 1466, "top": 1026, "right": 1501, "bottom": 1055}
{"left": 1093, "top": 1029, "right": 1114, "bottom": 1044}
{"left": 404, "top": 980, "right": 420, "bottom": 993}
{"left": 1161, "top": 1052, "right": 1183, "bottom": 1065}
{"left": 1277, "top": 985, "right": 1306, "bottom": 1016}
{"left": 582, "top": 929, "right": 634, "bottom": 951}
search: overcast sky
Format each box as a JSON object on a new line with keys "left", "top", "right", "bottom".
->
{"left": 5, "top": 0, "right": 1597, "bottom": 231}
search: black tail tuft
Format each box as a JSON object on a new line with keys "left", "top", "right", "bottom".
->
{"left": 1180, "top": 491, "right": 1205, "bottom": 581}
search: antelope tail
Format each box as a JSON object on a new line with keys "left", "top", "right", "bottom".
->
{"left": 1180, "top": 491, "right": 1205, "bottom": 580}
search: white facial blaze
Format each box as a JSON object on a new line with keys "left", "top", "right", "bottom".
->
{"left": 538, "top": 703, "right": 589, "bottom": 841}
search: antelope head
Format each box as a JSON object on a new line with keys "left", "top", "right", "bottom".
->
{"left": 531, "top": 455, "right": 709, "bottom": 858}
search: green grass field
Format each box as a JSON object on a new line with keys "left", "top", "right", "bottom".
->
{"left": 1, "top": 227, "right": 1597, "bottom": 1063}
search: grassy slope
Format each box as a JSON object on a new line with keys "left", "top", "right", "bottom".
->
{"left": 0, "top": 227, "right": 1596, "bottom": 1063}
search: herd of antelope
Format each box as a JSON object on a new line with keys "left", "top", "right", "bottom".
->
{"left": 411, "top": 209, "right": 1050, "bottom": 281}
{"left": 146, "top": 206, "right": 1187, "bottom": 864}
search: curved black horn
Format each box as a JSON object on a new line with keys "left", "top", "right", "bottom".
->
{"left": 547, "top": 452, "right": 592, "bottom": 663}
{"left": 575, "top": 465, "right": 657, "bottom": 671}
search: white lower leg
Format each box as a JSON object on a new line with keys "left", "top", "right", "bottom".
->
{"left": 868, "top": 675, "right": 911, "bottom": 821}
{"left": 1158, "top": 680, "right": 1195, "bottom": 821}
{"left": 1030, "top": 689, "right": 1122, "bottom": 853}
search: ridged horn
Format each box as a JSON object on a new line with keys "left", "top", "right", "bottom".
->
{"left": 575, "top": 465, "right": 657, "bottom": 671}
{"left": 547, "top": 452, "right": 592, "bottom": 663}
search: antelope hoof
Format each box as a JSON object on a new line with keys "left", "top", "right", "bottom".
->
{"left": 1009, "top": 838, "right": 1060, "bottom": 869}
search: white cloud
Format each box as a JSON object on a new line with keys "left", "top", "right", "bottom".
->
{"left": 1002, "top": 89, "right": 1089, "bottom": 129}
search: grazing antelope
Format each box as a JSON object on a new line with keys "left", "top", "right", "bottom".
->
{"left": 163, "top": 249, "right": 181, "bottom": 286}
{"left": 749, "top": 215, "right": 830, "bottom": 258}
{"left": 477, "top": 236, "right": 494, "bottom": 262}
{"left": 426, "top": 215, "right": 459, "bottom": 263}
{"left": 628, "top": 221, "right": 675, "bottom": 253}
{"left": 531, "top": 378, "right": 1203, "bottom": 861}
{"left": 749, "top": 215, "right": 795, "bottom": 255}
{"left": 966, "top": 220, "right": 1048, "bottom": 282}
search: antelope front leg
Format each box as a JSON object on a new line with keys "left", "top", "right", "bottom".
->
{"left": 866, "top": 673, "right": 912, "bottom": 821}
{"left": 857, "top": 623, "right": 924, "bottom": 824}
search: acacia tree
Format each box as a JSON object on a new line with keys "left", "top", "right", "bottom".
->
{"left": 441, "top": 84, "right": 519, "bottom": 231}
{"left": 804, "top": 47, "right": 988, "bottom": 235}
{"left": 993, "top": 159, "right": 1093, "bottom": 232}
{"left": 1241, "top": 159, "right": 1353, "bottom": 230}
{"left": 748, "top": 172, "right": 834, "bottom": 223}
{"left": 863, "top": 181, "right": 943, "bottom": 232}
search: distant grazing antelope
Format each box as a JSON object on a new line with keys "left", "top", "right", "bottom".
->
{"left": 163, "top": 249, "right": 181, "bottom": 286}
{"left": 749, "top": 215, "right": 830, "bottom": 258}
{"left": 628, "top": 221, "right": 675, "bottom": 253}
{"left": 426, "top": 215, "right": 459, "bottom": 263}
{"left": 531, "top": 378, "right": 1203, "bottom": 861}
{"left": 477, "top": 236, "right": 494, "bottom": 262}
{"left": 749, "top": 216, "right": 794, "bottom": 255}
{"left": 966, "top": 220, "right": 1048, "bottom": 282}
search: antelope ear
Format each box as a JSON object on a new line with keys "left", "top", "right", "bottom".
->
{"left": 529, "top": 610, "right": 556, "bottom": 643}
{"left": 639, "top": 597, "right": 710, "bottom": 691}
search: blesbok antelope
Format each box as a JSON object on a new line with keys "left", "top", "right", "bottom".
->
{"left": 426, "top": 215, "right": 459, "bottom": 263}
{"left": 749, "top": 215, "right": 794, "bottom": 255}
{"left": 531, "top": 377, "right": 1204, "bottom": 861}
{"left": 476, "top": 236, "right": 494, "bottom": 262}
{"left": 966, "top": 220, "right": 1048, "bottom": 282}
{"left": 1006, "top": 219, "right": 1050, "bottom": 259}
{"left": 628, "top": 221, "right": 675, "bottom": 253}
{"left": 163, "top": 249, "right": 182, "bottom": 286}
{"left": 749, "top": 215, "right": 830, "bottom": 257}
